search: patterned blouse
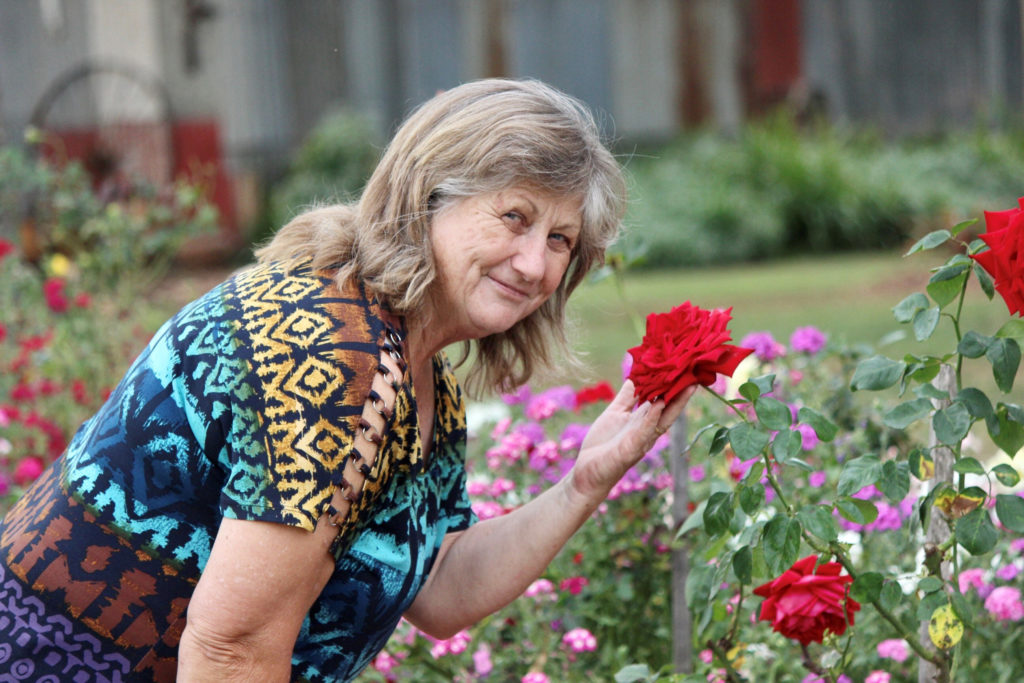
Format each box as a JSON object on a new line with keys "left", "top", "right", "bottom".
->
{"left": 0, "top": 259, "right": 476, "bottom": 682}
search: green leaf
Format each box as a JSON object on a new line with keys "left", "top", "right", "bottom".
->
{"left": 919, "top": 576, "right": 944, "bottom": 593}
{"left": 927, "top": 270, "right": 967, "bottom": 310}
{"left": 913, "top": 306, "right": 941, "bottom": 341}
{"left": 882, "top": 398, "right": 934, "bottom": 429}
{"left": 992, "top": 464, "right": 1021, "bottom": 487}
{"left": 750, "top": 374, "right": 777, "bottom": 397}
{"left": 797, "top": 407, "right": 838, "bottom": 442}
{"left": 952, "top": 457, "right": 986, "bottom": 476}
{"left": 838, "top": 454, "right": 883, "bottom": 496}
{"left": 880, "top": 581, "right": 904, "bottom": 611}
{"left": 987, "top": 338, "right": 1021, "bottom": 393}
{"left": 729, "top": 423, "right": 771, "bottom": 459}
{"left": 950, "top": 218, "right": 978, "bottom": 236}
{"left": 877, "top": 460, "right": 911, "bottom": 502}
{"left": 703, "top": 492, "right": 734, "bottom": 537}
{"left": 958, "top": 331, "right": 994, "bottom": 358}
{"left": 708, "top": 426, "right": 730, "bottom": 456}
{"left": 797, "top": 504, "right": 839, "bottom": 543}
{"left": 956, "top": 508, "right": 998, "bottom": 555}
{"left": 677, "top": 499, "right": 707, "bottom": 537}
{"left": 956, "top": 388, "right": 993, "bottom": 419}
{"left": 762, "top": 516, "right": 802, "bottom": 576}
{"left": 771, "top": 429, "right": 802, "bottom": 464}
{"left": 996, "top": 319, "right": 1024, "bottom": 340}
{"left": 739, "top": 381, "right": 761, "bottom": 403}
{"left": 932, "top": 403, "right": 972, "bottom": 445}
{"left": 614, "top": 665, "right": 654, "bottom": 683}
{"left": 851, "top": 355, "right": 907, "bottom": 391}
{"left": 733, "top": 545, "right": 753, "bottom": 585}
{"left": 836, "top": 496, "right": 879, "bottom": 525}
{"left": 906, "top": 229, "right": 951, "bottom": 255}
{"left": 893, "top": 292, "right": 930, "bottom": 323}
{"left": 995, "top": 494, "right": 1024, "bottom": 533}
{"left": 755, "top": 396, "right": 793, "bottom": 430}
{"left": 917, "top": 590, "right": 948, "bottom": 621}
{"left": 851, "top": 572, "right": 884, "bottom": 603}
{"left": 974, "top": 262, "right": 995, "bottom": 299}
{"left": 738, "top": 483, "right": 765, "bottom": 515}
{"left": 988, "top": 403, "right": 1024, "bottom": 456}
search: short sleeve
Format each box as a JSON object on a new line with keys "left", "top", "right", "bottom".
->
{"left": 179, "top": 262, "right": 381, "bottom": 531}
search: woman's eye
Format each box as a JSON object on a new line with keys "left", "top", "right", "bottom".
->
{"left": 549, "top": 233, "right": 574, "bottom": 251}
{"left": 503, "top": 211, "right": 525, "bottom": 224}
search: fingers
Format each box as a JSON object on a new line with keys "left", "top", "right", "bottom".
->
{"left": 652, "top": 385, "right": 698, "bottom": 435}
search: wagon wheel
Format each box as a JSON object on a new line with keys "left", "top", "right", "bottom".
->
{"left": 30, "top": 59, "right": 176, "bottom": 195}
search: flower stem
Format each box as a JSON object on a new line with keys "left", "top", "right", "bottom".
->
{"left": 707, "top": 638, "right": 745, "bottom": 683}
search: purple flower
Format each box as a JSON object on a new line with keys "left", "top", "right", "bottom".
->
{"left": 808, "top": 470, "right": 827, "bottom": 488}
{"left": 790, "top": 326, "right": 828, "bottom": 354}
{"left": 689, "top": 464, "right": 707, "bottom": 482}
{"left": 796, "top": 423, "right": 819, "bottom": 451}
{"left": 1011, "top": 538, "right": 1024, "bottom": 554}
{"left": 984, "top": 586, "right": 1024, "bottom": 621}
{"left": 501, "top": 386, "right": 532, "bottom": 405}
{"left": 996, "top": 564, "right": 1021, "bottom": 582}
{"left": 739, "top": 331, "right": 786, "bottom": 362}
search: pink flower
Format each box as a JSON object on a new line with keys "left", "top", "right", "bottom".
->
{"left": 688, "top": 464, "right": 706, "bottom": 482}
{"left": 372, "top": 650, "right": 399, "bottom": 674}
{"left": 473, "top": 645, "right": 493, "bottom": 676}
{"left": 698, "top": 649, "right": 714, "bottom": 664}
{"left": 984, "top": 586, "right": 1024, "bottom": 621}
{"left": 471, "top": 500, "right": 506, "bottom": 520}
{"left": 429, "top": 629, "right": 471, "bottom": 658}
{"left": 13, "top": 456, "right": 45, "bottom": 486}
{"left": 525, "top": 578, "right": 556, "bottom": 599}
{"left": 958, "top": 568, "right": 992, "bottom": 598}
{"left": 562, "top": 627, "right": 597, "bottom": 653}
{"left": 522, "top": 673, "right": 550, "bottom": 683}
{"left": 877, "top": 638, "right": 909, "bottom": 662}
{"left": 996, "top": 564, "right": 1021, "bottom": 582}
{"left": 490, "top": 416, "right": 511, "bottom": 440}
{"left": 560, "top": 576, "right": 589, "bottom": 595}
{"left": 808, "top": 471, "right": 828, "bottom": 488}
{"left": 865, "top": 673, "right": 891, "bottom": 683}
{"left": 489, "top": 477, "right": 515, "bottom": 496}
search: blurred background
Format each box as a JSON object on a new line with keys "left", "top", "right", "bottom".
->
{"left": 1, "top": 0, "right": 1023, "bottom": 380}
{"left": 2, "top": 0, "right": 1021, "bottom": 257}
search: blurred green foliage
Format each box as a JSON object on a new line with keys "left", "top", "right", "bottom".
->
{"left": 264, "top": 108, "right": 381, "bottom": 237}
{"left": 0, "top": 131, "right": 218, "bottom": 292}
{"left": 620, "top": 117, "right": 1024, "bottom": 268}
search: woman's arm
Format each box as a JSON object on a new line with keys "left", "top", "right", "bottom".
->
{"left": 177, "top": 516, "right": 338, "bottom": 680}
{"left": 404, "top": 381, "right": 694, "bottom": 638}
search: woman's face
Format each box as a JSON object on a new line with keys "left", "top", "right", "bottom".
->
{"left": 428, "top": 187, "right": 582, "bottom": 343}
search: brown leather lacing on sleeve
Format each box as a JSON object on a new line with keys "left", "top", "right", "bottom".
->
{"left": 323, "top": 323, "right": 406, "bottom": 558}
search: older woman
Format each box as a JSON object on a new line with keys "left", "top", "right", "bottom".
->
{"left": 0, "top": 78, "right": 691, "bottom": 681}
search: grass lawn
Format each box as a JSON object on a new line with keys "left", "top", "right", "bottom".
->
{"left": 565, "top": 250, "right": 1010, "bottom": 388}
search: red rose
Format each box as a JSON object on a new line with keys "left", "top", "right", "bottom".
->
{"left": 43, "top": 277, "right": 69, "bottom": 313}
{"left": 574, "top": 380, "right": 616, "bottom": 410}
{"left": 753, "top": 554, "right": 861, "bottom": 645}
{"left": 971, "top": 197, "right": 1024, "bottom": 316}
{"left": 627, "top": 302, "right": 752, "bottom": 404}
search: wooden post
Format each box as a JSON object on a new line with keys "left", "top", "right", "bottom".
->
{"left": 670, "top": 413, "right": 693, "bottom": 673}
{"left": 919, "top": 364, "right": 954, "bottom": 683}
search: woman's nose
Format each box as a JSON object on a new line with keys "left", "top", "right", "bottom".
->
{"left": 510, "top": 231, "right": 548, "bottom": 282}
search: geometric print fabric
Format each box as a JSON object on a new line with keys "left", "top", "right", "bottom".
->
{"left": 0, "top": 259, "right": 476, "bottom": 681}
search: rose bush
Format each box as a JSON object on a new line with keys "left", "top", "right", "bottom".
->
{"left": 628, "top": 302, "right": 752, "bottom": 404}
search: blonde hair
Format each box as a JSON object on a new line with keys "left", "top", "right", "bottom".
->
{"left": 256, "top": 78, "right": 626, "bottom": 395}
